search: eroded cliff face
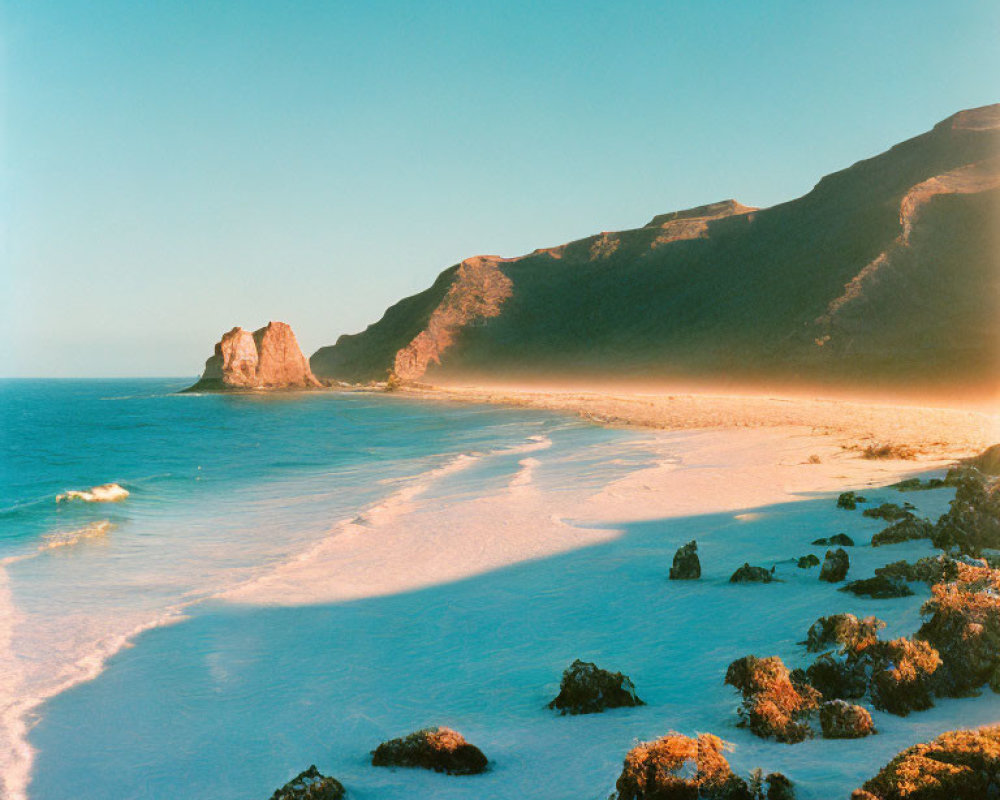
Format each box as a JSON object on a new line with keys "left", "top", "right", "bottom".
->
{"left": 188, "top": 322, "right": 321, "bottom": 391}
{"left": 393, "top": 257, "right": 513, "bottom": 381}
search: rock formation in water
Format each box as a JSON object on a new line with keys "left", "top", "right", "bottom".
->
{"left": 187, "top": 322, "right": 321, "bottom": 391}
{"left": 371, "top": 727, "right": 488, "bottom": 775}
{"left": 267, "top": 765, "right": 345, "bottom": 800}
{"left": 548, "top": 659, "right": 644, "bottom": 715}
{"left": 669, "top": 540, "right": 701, "bottom": 579}
{"left": 310, "top": 104, "right": 1000, "bottom": 398}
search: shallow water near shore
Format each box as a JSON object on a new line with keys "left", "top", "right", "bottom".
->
{"left": 4, "top": 380, "right": 998, "bottom": 799}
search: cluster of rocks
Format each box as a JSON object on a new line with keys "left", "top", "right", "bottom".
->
{"left": 548, "top": 659, "right": 644, "bottom": 714}
{"left": 862, "top": 502, "right": 916, "bottom": 522}
{"left": 613, "top": 732, "right": 794, "bottom": 800}
{"left": 837, "top": 491, "right": 868, "bottom": 510}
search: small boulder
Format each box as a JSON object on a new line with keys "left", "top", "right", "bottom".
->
{"left": 840, "top": 575, "right": 914, "bottom": 599}
{"left": 548, "top": 659, "right": 643, "bottom": 715}
{"left": 730, "top": 563, "right": 774, "bottom": 583}
{"left": 837, "top": 491, "right": 867, "bottom": 510}
{"left": 819, "top": 549, "right": 850, "bottom": 582}
{"left": 668, "top": 540, "right": 701, "bottom": 580}
{"left": 797, "top": 554, "right": 820, "bottom": 569}
{"left": 871, "top": 517, "right": 934, "bottom": 547}
{"left": 819, "top": 700, "right": 876, "bottom": 739}
{"left": 268, "top": 766, "right": 344, "bottom": 800}
{"left": 855, "top": 726, "right": 1000, "bottom": 799}
{"left": 371, "top": 727, "right": 488, "bottom": 775}
{"left": 764, "top": 772, "right": 796, "bottom": 800}
{"left": 812, "top": 533, "right": 854, "bottom": 547}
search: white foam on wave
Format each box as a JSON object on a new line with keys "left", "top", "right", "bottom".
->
{"left": 509, "top": 458, "right": 540, "bottom": 489}
{"left": 55, "top": 483, "right": 129, "bottom": 503}
{"left": 40, "top": 521, "right": 115, "bottom": 551}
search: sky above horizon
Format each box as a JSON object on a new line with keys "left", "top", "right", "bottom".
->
{"left": 2, "top": 1, "right": 999, "bottom": 377}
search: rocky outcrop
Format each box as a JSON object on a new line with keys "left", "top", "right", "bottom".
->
{"left": 819, "top": 549, "right": 850, "bottom": 582}
{"left": 613, "top": 732, "right": 792, "bottom": 800}
{"left": 188, "top": 322, "right": 321, "bottom": 391}
{"left": 547, "top": 659, "right": 644, "bottom": 715}
{"left": 797, "top": 554, "right": 820, "bottom": 569}
{"left": 875, "top": 555, "right": 965, "bottom": 585}
{"left": 267, "top": 765, "right": 345, "bottom": 800}
{"left": 862, "top": 503, "right": 915, "bottom": 522}
{"left": 930, "top": 469, "right": 1000, "bottom": 556}
{"left": 730, "top": 563, "right": 775, "bottom": 583}
{"left": 725, "top": 655, "right": 820, "bottom": 743}
{"left": 669, "top": 540, "right": 701, "bottom": 580}
{"left": 392, "top": 256, "right": 513, "bottom": 381}
{"left": 819, "top": 700, "right": 876, "bottom": 739}
{"left": 840, "top": 575, "right": 914, "bottom": 599}
{"left": 371, "top": 727, "right": 487, "bottom": 775}
{"left": 854, "top": 726, "right": 1000, "bottom": 800}
{"left": 871, "top": 516, "right": 934, "bottom": 546}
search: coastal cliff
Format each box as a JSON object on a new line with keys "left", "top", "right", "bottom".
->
{"left": 309, "top": 103, "right": 1000, "bottom": 397}
{"left": 187, "top": 322, "right": 321, "bottom": 391}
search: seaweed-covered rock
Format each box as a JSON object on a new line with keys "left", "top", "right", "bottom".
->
{"left": 819, "top": 549, "right": 850, "bottom": 583}
{"left": 837, "top": 491, "right": 867, "bottom": 510}
{"left": 797, "top": 554, "right": 820, "bottom": 569}
{"left": 871, "top": 516, "right": 934, "bottom": 547}
{"left": 875, "top": 555, "right": 964, "bottom": 585}
{"left": 819, "top": 700, "right": 876, "bottom": 739}
{"left": 931, "top": 470, "right": 1000, "bottom": 556}
{"left": 729, "top": 563, "right": 774, "bottom": 583}
{"left": 863, "top": 503, "right": 915, "bottom": 522}
{"left": 669, "top": 540, "right": 701, "bottom": 580}
{"left": 855, "top": 725, "right": 1000, "bottom": 799}
{"left": 371, "top": 727, "right": 488, "bottom": 775}
{"left": 548, "top": 659, "right": 643, "bottom": 714}
{"left": 840, "top": 575, "right": 914, "bottom": 599}
{"left": 613, "top": 732, "right": 761, "bottom": 800}
{"left": 867, "top": 638, "right": 940, "bottom": 715}
{"left": 803, "top": 614, "right": 885, "bottom": 653}
{"left": 268, "top": 766, "right": 345, "bottom": 800}
{"left": 812, "top": 533, "right": 854, "bottom": 547}
{"left": 725, "top": 655, "right": 820, "bottom": 743}
{"left": 917, "top": 562, "right": 1000, "bottom": 696}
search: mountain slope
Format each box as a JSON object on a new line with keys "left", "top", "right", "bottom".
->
{"left": 310, "top": 104, "right": 1000, "bottom": 396}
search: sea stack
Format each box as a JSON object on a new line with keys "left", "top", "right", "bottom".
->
{"left": 186, "top": 322, "right": 322, "bottom": 391}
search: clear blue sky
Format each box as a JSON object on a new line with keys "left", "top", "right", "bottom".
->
{"left": 3, "top": 1, "right": 998, "bottom": 377}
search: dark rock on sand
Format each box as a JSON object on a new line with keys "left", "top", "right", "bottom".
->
{"left": 548, "top": 659, "right": 644, "bottom": 715}
{"left": 812, "top": 533, "right": 854, "bottom": 547}
{"left": 669, "top": 540, "right": 701, "bottom": 580}
{"left": 819, "top": 548, "right": 850, "bottom": 582}
{"left": 730, "top": 563, "right": 775, "bottom": 583}
{"left": 268, "top": 766, "right": 345, "bottom": 800}
{"left": 840, "top": 575, "right": 914, "bottom": 599}
{"left": 797, "top": 554, "right": 821, "bottom": 569}
{"left": 854, "top": 725, "right": 1000, "bottom": 799}
{"left": 862, "top": 503, "right": 915, "bottom": 522}
{"left": 871, "top": 516, "right": 934, "bottom": 547}
{"left": 837, "top": 491, "right": 867, "bottom": 510}
{"left": 725, "top": 655, "right": 820, "bottom": 743}
{"left": 819, "top": 700, "right": 877, "bottom": 739}
{"left": 614, "top": 731, "right": 789, "bottom": 800}
{"left": 371, "top": 727, "right": 488, "bottom": 775}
